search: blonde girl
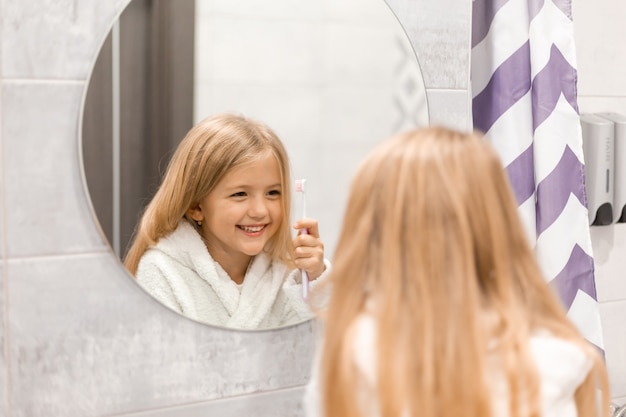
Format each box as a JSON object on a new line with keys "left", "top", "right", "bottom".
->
{"left": 306, "top": 126, "right": 609, "bottom": 417}
{"left": 125, "top": 113, "right": 328, "bottom": 329}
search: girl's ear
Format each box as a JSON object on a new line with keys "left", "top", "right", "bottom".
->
{"left": 187, "top": 204, "right": 204, "bottom": 222}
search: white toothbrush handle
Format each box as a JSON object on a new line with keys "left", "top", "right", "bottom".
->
{"left": 301, "top": 227, "right": 309, "bottom": 299}
{"left": 302, "top": 269, "right": 309, "bottom": 299}
{"left": 300, "top": 186, "right": 308, "bottom": 299}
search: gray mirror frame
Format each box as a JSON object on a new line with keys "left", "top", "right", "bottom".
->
{"left": 0, "top": 0, "right": 470, "bottom": 415}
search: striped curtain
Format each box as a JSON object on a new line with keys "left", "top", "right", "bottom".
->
{"left": 471, "top": 0, "right": 603, "bottom": 350}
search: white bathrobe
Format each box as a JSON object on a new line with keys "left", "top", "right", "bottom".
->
{"left": 304, "top": 313, "right": 595, "bottom": 417}
{"left": 136, "top": 221, "right": 328, "bottom": 329}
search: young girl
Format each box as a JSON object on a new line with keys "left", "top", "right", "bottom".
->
{"left": 305, "top": 127, "right": 609, "bottom": 417}
{"left": 124, "top": 113, "right": 329, "bottom": 330}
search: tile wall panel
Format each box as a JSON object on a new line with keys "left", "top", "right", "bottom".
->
{"left": 426, "top": 89, "right": 472, "bottom": 131}
{"left": 211, "top": 18, "right": 322, "bottom": 85}
{"left": 0, "top": 262, "right": 6, "bottom": 417}
{"left": 577, "top": 97, "right": 626, "bottom": 116}
{"left": 2, "top": 81, "right": 109, "bottom": 258}
{"left": 590, "top": 225, "right": 626, "bottom": 303}
{"left": 211, "top": 0, "right": 324, "bottom": 20}
{"left": 328, "top": 0, "right": 397, "bottom": 22}
{"left": 323, "top": 23, "right": 400, "bottom": 86}
{"left": 0, "top": 141, "right": 3, "bottom": 258}
{"left": 7, "top": 252, "right": 315, "bottom": 417}
{"left": 1, "top": 0, "right": 131, "bottom": 80}
{"left": 385, "top": 0, "right": 471, "bottom": 90}
{"left": 572, "top": 0, "right": 626, "bottom": 97}
{"left": 599, "top": 300, "right": 626, "bottom": 399}
{"left": 112, "top": 387, "right": 306, "bottom": 417}
{"left": 1, "top": 0, "right": 8, "bottom": 413}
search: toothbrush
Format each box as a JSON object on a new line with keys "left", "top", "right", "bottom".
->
{"left": 295, "top": 179, "right": 309, "bottom": 300}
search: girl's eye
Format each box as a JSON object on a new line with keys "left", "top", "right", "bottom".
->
{"left": 267, "top": 189, "right": 281, "bottom": 197}
{"left": 231, "top": 191, "right": 246, "bottom": 197}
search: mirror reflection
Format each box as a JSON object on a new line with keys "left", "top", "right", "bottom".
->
{"left": 124, "top": 113, "right": 330, "bottom": 329}
{"left": 82, "top": 0, "right": 429, "bottom": 330}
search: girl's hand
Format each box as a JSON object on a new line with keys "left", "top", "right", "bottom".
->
{"left": 293, "top": 218, "right": 325, "bottom": 280}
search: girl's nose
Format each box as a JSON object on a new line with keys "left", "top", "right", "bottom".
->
{"left": 248, "top": 196, "right": 269, "bottom": 218}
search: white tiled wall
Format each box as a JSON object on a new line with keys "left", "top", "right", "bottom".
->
{"left": 193, "top": 0, "right": 434, "bottom": 257}
{"left": 573, "top": 0, "right": 626, "bottom": 402}
{"left": 0, "top": 0, "right": 470, "bottom": 416}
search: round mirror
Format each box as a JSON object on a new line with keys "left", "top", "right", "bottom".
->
{"left": 81, "top": 0, "right": 429, "bottom": 330}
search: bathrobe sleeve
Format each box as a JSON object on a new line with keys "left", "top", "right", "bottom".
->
{"left": 135, "top": 250, "right": 185, "bottom": 314}
{"left": 486, "top": 331, "right": 596, "bottom": 417}
{"left": 529, "top": 333, "right": 595, "bottom": 417}
{"left": 282, "top": 259, "right": 332, "bottom": 319}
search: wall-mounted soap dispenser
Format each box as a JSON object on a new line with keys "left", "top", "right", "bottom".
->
{"left": 598, "top": 112, "right": 626, "bottom": 223}
{"left": 580, "top": 113, "right": 614, "bottom": 226}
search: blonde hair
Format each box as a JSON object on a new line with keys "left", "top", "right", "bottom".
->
{"left": 124, "top": 113, "right": 294, "bottom": 274}
{"left": 320, "top": 126, "right": 609, "bottom": 417}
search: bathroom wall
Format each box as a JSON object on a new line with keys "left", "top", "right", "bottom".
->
{"left": 0, "top": 0, "right": 470, "bottom": 416}
{"left": 573, "top": 0, "right": 626, "bottom": 405}
{"left": 195, "top": 0, "right": 430, "bottom": 259}
{"left": 192, "top": 0, "right": 468, "bottom": 259}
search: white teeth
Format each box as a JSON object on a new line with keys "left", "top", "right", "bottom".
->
{"left": 240, "top": 225, "right": 264, "bottom": 232}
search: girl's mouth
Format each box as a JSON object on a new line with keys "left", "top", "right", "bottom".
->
{"left": 238, "top": 225, "right": 265, "bottom": 233}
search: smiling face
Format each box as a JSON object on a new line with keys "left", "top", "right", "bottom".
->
{"left": 188, "top": 151, "right": 284, "bottom": 272}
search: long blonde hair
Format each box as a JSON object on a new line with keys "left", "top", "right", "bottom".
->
{"left": 124, "top": 113, "right": 294, "bottom": 274}
{"left": 320, "top": 126, "right": 609, "bottom": 417}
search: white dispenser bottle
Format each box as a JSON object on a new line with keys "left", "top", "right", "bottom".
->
{"left": 598, "top": 112, "right": 626, "bottom": 223}
{"left": 580, "top": 113, "right": 615, "bottom": 226}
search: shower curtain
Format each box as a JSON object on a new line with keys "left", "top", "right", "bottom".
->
{"left": 471, "top": 0, "right": 603, "bottom": 350}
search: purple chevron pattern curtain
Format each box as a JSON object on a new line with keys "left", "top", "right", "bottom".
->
{"left": 471, "top": 0, "right": 603, "bottom": 349}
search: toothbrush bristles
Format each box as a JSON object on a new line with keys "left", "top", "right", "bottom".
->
{"left": 295, "top": 179, "right": 306, "bottom": 193}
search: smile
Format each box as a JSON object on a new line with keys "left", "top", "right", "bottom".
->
{"left": 238, "top": 225, "right": 266, "bottom": 233}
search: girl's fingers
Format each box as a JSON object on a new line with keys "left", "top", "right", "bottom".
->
{"left": 294, "top": 243, "right": 323, "bottom": 258}
{"left": 293, "top": 232, "right": 323, "bottom": 248}
{"left": 293, "top": 218, "right": 320, "bottom": 238}
{"left": 292, "top": 218, "right": 325, "bottom": 279}
{"left": 294, "top": 255, "right": 325, "bottom": 280}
